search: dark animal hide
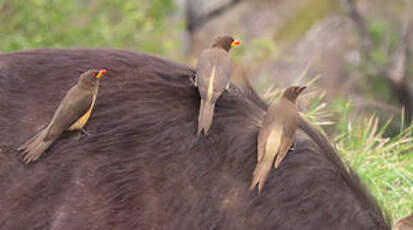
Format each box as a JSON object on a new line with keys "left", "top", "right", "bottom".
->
{"left": 0, "top": 49, "right": 390, "bottom": 230}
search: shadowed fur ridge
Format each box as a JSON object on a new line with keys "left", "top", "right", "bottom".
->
{"left": 0, "top": 48, "right": 390, "bottom": 230}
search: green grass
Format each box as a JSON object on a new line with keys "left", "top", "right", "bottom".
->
{"left": 332, "top": 101, "right": 413, "bottom": 222}
{"left": 303, "top": 90, "right": 412, "bottom": 222}
{"left": 0, "top": 0, "right": 182, "bottom": 59}
{"left": 274, "top": 74, "right": 413, "bottom": 222}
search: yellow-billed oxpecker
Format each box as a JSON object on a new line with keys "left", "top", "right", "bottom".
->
{"left": 250, "top": 86, "right": 306, "bottom": 192}
{"left": 18, "top": 69, "right": 106, "bottom": 164}
{"left": 195, "top": 36, "right": 240, "bottom": 136}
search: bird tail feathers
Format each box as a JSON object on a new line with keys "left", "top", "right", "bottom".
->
{"left": 197, "top": 99, "right": 215, "bottom": 136}
{"left": 274, "top": 154, "right": 285, "bottom": 169}
{"left": 249, "top": 159, "right": 273, "bottom": 192}
{"left": 17, "top": 129, "right": 44, "bottom": 151}
{"left": 18, "top": 128, "right": 53, "bottom": 164}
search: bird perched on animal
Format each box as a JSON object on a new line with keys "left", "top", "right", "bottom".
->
{"left": 250, "top": 86, "right": 306, "bottom": 192}
{"left": 18, "top": 69, "right": 106, "bottom": 164}
{"left": 195, "top": 35, "right": 240, "bottom": 136}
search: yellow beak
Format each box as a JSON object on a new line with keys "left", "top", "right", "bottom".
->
{"left": 231, "top": 40, "right": 241, "bottom": 47}
{"left": 96, "top": 69, "right": 106, "bottom": 79}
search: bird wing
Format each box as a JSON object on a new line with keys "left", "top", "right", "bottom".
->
{"left": 274, "top": 113, "right": 299, "bottom": 168}
{"left": 196, "top": 48, "right": 232, "bottom": 102}
{"left": 45, "top": 86, "right": 94, "bottom": 141}
{"left": 258, "top": 102, "right": 284, "bottom": 162}
{"left": 252, "top": 126, "right": 282, "bottom": 190}
{"left": 264, "top": 125, "right": 283, "bottom": 163}
{"left": 214, "top": 51, "right": 233, "bottom": 92}
{"left": 257, "top": 126, "right": 269, "bottom": 162}
{"left": 196, "top": 49, "right": 215, "bottom": 101}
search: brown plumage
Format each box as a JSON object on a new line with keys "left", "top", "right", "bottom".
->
{"left": 250, "top": 86, "right": 306, "bottom": 192}
{"left": 195, "top": 36, "right": 240, "bottom": 136}
{"left": 18, "top": 69, "right": 106, "bottom": 164}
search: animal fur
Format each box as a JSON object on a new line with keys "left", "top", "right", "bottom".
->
{"left": 0, "top": 49, "right": 390, "bottom": 230}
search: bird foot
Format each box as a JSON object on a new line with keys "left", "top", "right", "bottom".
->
{"left": 226, "top": 86, "right": 240, "bottom": 96}
{"left": 189, "top": 73, "right": 197, "bottom": 87}
{"left": 81, "top": 128, "right": 92, "bottom": 136}
{"left": 288, "top": 141, "right": 296, "bottom": 153}
{"left": 79, "top": 128, "right": 93, "bottom": 138}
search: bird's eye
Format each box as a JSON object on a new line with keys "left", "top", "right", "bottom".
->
{"left": 92, "top": 72, "right": 98, "bottom": 77}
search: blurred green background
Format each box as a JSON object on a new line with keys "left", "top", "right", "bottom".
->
{"left": 0, "top": 0, "right": 412, "bottom": 224}
{"left": 0, "top": 0, "right": 180, "bottom": 56}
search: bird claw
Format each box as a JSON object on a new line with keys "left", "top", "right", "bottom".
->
{"left": 226, "top": 86, "right": 240, "bottom": 96}
{"left": 189, "top": 73, "right": 197, "bottom": 87}
{"left": 80, "top": 128, "right": 92, "bottom": 138}
{"left": 288, "top": 141, "right": 296, "bottom": 153}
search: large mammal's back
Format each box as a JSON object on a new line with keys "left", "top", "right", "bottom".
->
{"left": 0, "top": 49, "right": 389, "bottom": 230}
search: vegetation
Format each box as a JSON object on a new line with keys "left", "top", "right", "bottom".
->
{"left": 0, "top": 0, "right": 411, "bottom": 223}
{"left": 332, "top": 101, "right": 412, "bottom": 221}
{"left": 256, "top": 75, "right": 412, "bottom": 222}
{"left": 0, "top": 0, "right": 181, "bottom": 58}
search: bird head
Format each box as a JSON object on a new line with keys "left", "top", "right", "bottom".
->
{"left": 212, "top": 36, "right": 240, "bottom": 52}
{"left": 80, "top": 69, "right": 107, "bottom": 84}
{"left": 92, "top": 69, "right": 107, "bottom": 80}
{"left": 282, "top": 86, "right": 306, "bottom": 103}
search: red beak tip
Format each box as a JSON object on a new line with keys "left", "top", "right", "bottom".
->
{"left": 101, "top": 69, "right": 107, "bottom": 74}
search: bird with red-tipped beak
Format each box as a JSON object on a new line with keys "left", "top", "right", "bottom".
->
{"left": 195, "top": 35, "right": 240, "bottom": 136}
{"left": 18, "top": 69, "right": 107, "bottom": 164}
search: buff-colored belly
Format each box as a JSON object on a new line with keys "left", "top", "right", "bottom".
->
{"left": 67, "top": 95, "right": 96, "bottom": 131}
